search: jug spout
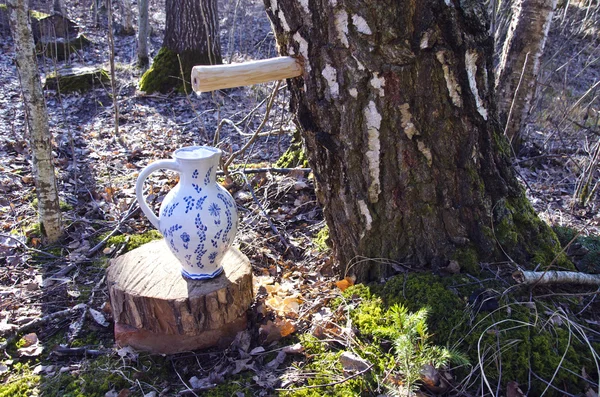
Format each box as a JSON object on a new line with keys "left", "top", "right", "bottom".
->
{"left": 173, "top": 146, "right": 221, "bottom": 185}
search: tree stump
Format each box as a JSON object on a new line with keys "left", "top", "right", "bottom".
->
{"left": 107, "top": 239, "right": 253, "bottom": 354}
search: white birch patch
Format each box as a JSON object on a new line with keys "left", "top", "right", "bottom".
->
{"left": 352, "top": 14, "right": 372, "bottom": 35}
{"left": 364, "top": 101, "right": 382, "bottom": 203}
{"left": 436, "top": 51, "right": 462, "bottom": 108}
{"left": 444, "top": 0, "right": 453, "bottom": 6}
{"left": 358, "top": 200, "right": 373, "bottom": 232}
{"left": 370, "top": 73, "right": 385, "bottom": 97}
{"left": 270, "top": 0, "right": 278, "bottom": 11}
{"left": 280, "top": 12, "right": 291, "bottom": 32}
{"left": 293, "top": 32, "right": 310, "bottom": 73}
{"left": 352, "top": 55, "right": 365, "bottom": 71}
{"left": 330, "top": 0, "right": 337, "bottom": 5}
{"left": 298, "top": 0, "right": 310, "bottom": 15}
{"left": 420, "top": 32, "right": 430, "bottom": 49}
{"left": 417, "top": 141, "right": 433, "bottom": 166}
{"left": 349, "top": 88, "right": 358, "bottom": 98}
{"left": 399, "top": 103, "right": 419, "bottom": 139}
{"left": 465, "top": 50, "right": 488, "bottom": 120}
{"left": 334, "top": 10, "right": 349, "bottom": 47}
{"left": 322, "top": 64, "right": 339, "bottom": 98}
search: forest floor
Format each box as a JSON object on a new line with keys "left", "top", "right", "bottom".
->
{"left": 1, "top": 1, "right": 600, "bottom": 397}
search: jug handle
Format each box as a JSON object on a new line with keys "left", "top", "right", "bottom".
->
{"left": 135, "top": 160, "right": 180, "bottom": 230}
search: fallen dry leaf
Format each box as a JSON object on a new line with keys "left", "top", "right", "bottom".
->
{"left": 335, "top": 276, "right": 355, "bottom": 292}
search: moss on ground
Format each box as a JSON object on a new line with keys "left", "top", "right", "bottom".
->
{"left": 105, "top": 229, "right": 162, "bottom": 254}
{"left": 283, "top": 281, "right": 464, "bottom": 396}
{"left": 40, "top": 353, "right": 171, "bottom": 397}
{"left": 0, "top": 363, "right": 40, "bottom": 397}
{"left": 313, "top": 224, "right": 330, "bottom": 252}
{"left": 356, "top": 273, "right": 595, "bottom": 395}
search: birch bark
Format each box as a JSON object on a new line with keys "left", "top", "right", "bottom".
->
{"left": 8, "top": 0, "right": 63, "bottom": 243}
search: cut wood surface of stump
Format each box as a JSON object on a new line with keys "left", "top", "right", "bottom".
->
{"left": 107, "top": 239, "right": 253, "bottom": 354}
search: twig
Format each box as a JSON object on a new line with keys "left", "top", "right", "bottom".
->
{"left": 224, "top": 80, "right": 282, "bottom": 170}
{"left": 0, "top": 303, "right": 87, "bottom": 350}
{"left": 240, "top": 173, "right": 294, "bottom": 254}
{"left": 87, "top": 200, "right": 139, "bottom": 257}
{"left": 0, "top": 233, "right": 60, "bottom": 258}
{"left": 216, "top": 167, "right": 311, "bottom": 176}
{"left": 275, "top": 363, "right": 374, "bottom": 392}
{"left": 52, "top": 346, "right": 111, "bottom": 357}
{"left": 68, "top": 274, "right": 106, "bottom": 343}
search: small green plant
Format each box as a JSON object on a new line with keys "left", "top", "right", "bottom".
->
{"left": 284, "top": 290, "right": 467, "bottom": 396}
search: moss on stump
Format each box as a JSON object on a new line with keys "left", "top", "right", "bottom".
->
{"left": 139, "top": 47, "right": 206, "bottom": 94}
{"left": 44, "top": 66, "right": 109, "bottom": 93}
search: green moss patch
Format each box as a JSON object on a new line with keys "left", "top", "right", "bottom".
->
{"left": 0, "top": 363, "right": 40, "bottom": 397}
{"left": 493, "top": 195, "right": 572, "bottom": 270}
{"left": 44, "top": 66, "right": 108, "bottom": 93}
{"left": 105, "top": 230, "right": 162, "bottom": 254}
{"left": 276, "top": 135, "right": 309, "bottom": 168}
{"left": 355, "top": 273, "right": 597, "bottom": 395}
{"left": 313, "top": 224, "right": 330, "bottom": 252}
{"left": 139, "top": 47, "right": 206, "bottom": 93}
{"left": 282, "top": 280, "right": 465, "bottom": 396}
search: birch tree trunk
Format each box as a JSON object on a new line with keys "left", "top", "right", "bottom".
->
{"left": 264, "top": 0, "right": 564, "bottom": 281}
{"left": 137, "top": 0, "right": 149, "bottom": 67}
{"left": 139, "top": 0, "right": 221, "bottom": 93}
{"left": 8, "top": 0, "right": 63, "bottom": 243}
{"left": 496, "top": 0, "right": 557, "bottom": 150}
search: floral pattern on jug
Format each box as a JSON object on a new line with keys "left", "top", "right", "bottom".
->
{"left": 135, "top": 146, "right": 239, "bottom": 280}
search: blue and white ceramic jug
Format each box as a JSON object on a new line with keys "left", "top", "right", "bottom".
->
{"left": 135, "top": 146, "right": 238, "bottom": 279}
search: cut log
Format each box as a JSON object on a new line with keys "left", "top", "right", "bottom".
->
{"left": 107, "top": 239, "right": 253, "bottom": 354}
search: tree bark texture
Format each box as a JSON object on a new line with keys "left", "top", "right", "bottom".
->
{"left": 53, "top": 0, "right": 68, "bottom": 16}
{"left": 117, "top": 0, "right": 135, "bottom": 35}
{"left": 264, "top": 0, "right": 563, "bottom": 280}
{"left": 164, "top": 0, "right": 221, "bottom": 65}
{"left": 137, "top": 0, "right": 149, "bottom": 67}
{"left": 139, "top": 0, "right": 221, "bottom": 93}
{"left": 496, "top": 0, "right": 557, "bottom": 149}
{"left": 8, "top": 0, "right": 63, "bottom": 243}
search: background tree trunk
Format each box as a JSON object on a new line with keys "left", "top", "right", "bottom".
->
{"left": 264, "top": 0, "right": 564, "bottom": 281}
{"left": 117, "top": 0, "right": 134, "bottom": 35}
{"left": 8, "top": 0, "right": 63, "bottom": 243}
{"left": 496, "top": 0, "right": 557, "bottom": 151}
{"left": 53, "top": 0, "right": 67, "bottom": 16}
{"left": 139, "top": 0, "right": 221, "bottom": 93}
{"left": 137, "top": 0, "right": 149, "bottom": 67}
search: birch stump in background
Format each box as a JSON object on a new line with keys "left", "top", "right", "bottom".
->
{"left": 496, "top": 0, "right": 557, "bottom": 151}
{"left": 8, "top": 0, "right": 63, "bottom": 243}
